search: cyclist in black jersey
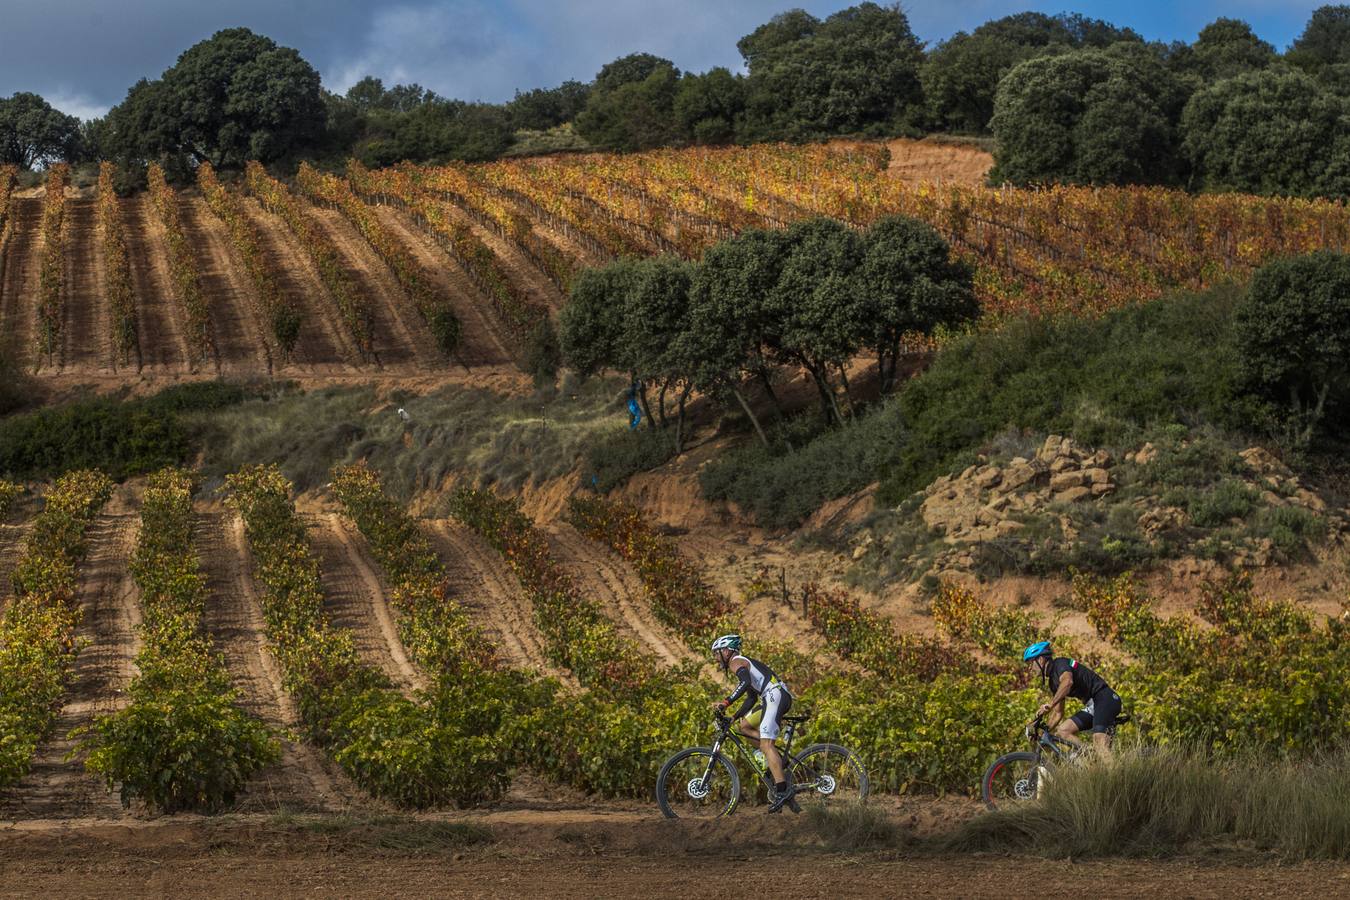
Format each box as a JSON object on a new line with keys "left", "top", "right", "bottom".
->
{"left": 710, "top": 634, "right": 798, "bottom": 812}
{"left": 1022, "top": 641, "right": 1123, "bottom": 760}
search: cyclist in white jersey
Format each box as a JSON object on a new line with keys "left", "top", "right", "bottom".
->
{"left": 710, "top": 634, "right": 797, "bottom": 812}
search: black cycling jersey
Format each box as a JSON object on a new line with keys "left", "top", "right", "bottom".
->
{"left": 1046, "top": 657, "right": 1111, "bottom": 702}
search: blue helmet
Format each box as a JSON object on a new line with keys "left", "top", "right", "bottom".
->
{"left": 1022, "top": 641, "right": 1052, "bottom": 662}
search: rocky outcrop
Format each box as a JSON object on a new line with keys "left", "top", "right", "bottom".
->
{"left": 919, "top": 435, "right": 1116, "bottom": 543}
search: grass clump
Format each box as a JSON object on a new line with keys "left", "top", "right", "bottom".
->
{"left": 583, "top": 427, "right": 678, "bottom": 493}
{"left": 950, "top": 747, "right": 1350, "bottom": 860}
{"left": 804, "top": 801, "right": 909, "bottom": 851}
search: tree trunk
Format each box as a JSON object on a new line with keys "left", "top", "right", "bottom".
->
{"left": 803, "top": 358, "right": 843, "bottom": 426}
{"left": 732, "top": 385, "right": 771, "bottom": 449}
{"left": 657, "top": 381, "right": 669, "bottom": 429}
{"left": 674, "top": 384, "right": 692, "bottom": 454}
{"left": 757, "top": 366, "right": 787, "bottom": 422}
{"left": 639, "top": 381, "right": 656, "bottom": 431}
{"left": 838, "top": 364, "right": 854, "bottom": 419}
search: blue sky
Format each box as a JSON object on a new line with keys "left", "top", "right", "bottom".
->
{"left": 0, "top": 1, "right": 1333, "bottom": 120}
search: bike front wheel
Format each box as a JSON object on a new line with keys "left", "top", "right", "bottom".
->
{"left": 981, "top": 751, "right": 1050, "bottom": 811}
{"left": 790, "top": 743, "right": 869, "bottom": 806}
{"left": 656, "top": 747, "right": 741, "bottom": 819}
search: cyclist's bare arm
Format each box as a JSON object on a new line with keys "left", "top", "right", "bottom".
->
{"left": 1040, "top": 672, "right": 1074, "bottom": 727}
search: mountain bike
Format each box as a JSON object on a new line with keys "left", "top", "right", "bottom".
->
{"left": 655, "top": 710, "right": 868, "bottom": 819}
{"left": 980, "top": 711, "right": 1133, "bottom": 810}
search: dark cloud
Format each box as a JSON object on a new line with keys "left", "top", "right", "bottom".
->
{"left": 0, "top": 0, "right": 1326, "bottom": 120}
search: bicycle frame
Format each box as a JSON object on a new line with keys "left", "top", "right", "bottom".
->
{"left": 699, "top": 716, "right": 812, "bottom": 794}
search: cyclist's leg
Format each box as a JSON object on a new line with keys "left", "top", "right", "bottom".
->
{"left": 1089, "top": 691, "right": 1122, "bottom": 760}
{"left": 1055, "top": 710, "right": 1090, "bottom": 750}
{"left": 759, "top": 689, "right": 791, "bottom": 787}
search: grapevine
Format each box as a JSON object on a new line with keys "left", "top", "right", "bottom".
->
{"left": 146, "top": 164, "right": 212, "bottom": 361}
{"left": 0, "top": 470, "right": 114, "bottom": 788}
{"left": 35, "top": 164, "right": 69, "bottom": 361}
{"left": 296, "top": 162, "right": 461, "bottom": 358}
{"left": 245, "top": 162, "right": 373, "bottom": 358}
{"left": 97, "top": 163, "right": 137, "bottom": 363}
{"left": 197, "top": 162, "right": 299, "bottom": 358}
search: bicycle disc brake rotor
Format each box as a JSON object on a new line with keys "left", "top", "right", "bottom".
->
{"left": 814, "top": 774, "right": 837, "bottom": 796}
{"left": 686, "top": 777, "right": 711, "bottom": 800}
{"left": 1013, "top": 775, "right": 1037, "bottom": 800}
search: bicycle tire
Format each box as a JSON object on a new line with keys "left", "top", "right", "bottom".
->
{"left": 656, "top": 746, "right": 741, "bottom": 819}
{"left": 981, "top": 751, "right": 1044, "bottom": 811}
{"left": 790, "top": 743, "right": 869, "bottom": 805}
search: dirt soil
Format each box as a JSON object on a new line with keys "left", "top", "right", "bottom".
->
{"left": 0, "top": 810, "right": 1344, "bottom": 899}
{"left": 885, "top": 137, "right": 994, "bottom": 185}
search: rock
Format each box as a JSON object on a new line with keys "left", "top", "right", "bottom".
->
{"left": 1039, "top": 435, "right": 1064, "bottom": 461}
{"left": 1135, "top": 442, "right": 1158, "bottom": 465}
{"left": 1239, "top": 446, "right": 1292, "bottom": 479}
{"left": 1000, "top": 462, "right": 1042, "bottom": 492}
{"left": 1293, "top": 489, "right": 1327, "bottom": 513}
{"left": 959, "top": 465, "right": 978, "bottom": 481}
{"left": 1009, "top": 457, "right": 1029, "bottom": 467}
{"left": 1055, "top": 486, "right": 1093, "bottom": 504}
{"left": 986, "top": 495, "right": 1011, "bottom": 513}
{"left": 1260, "top": 490, "right": 1285, "bottom": 507}
{"left": 1049, "top": 456, "right": 1077, "bottom": 474}
{"left": 1082, "top": 467, "right": 1111, "bottom": 485}
{"left": 852, "top": 544, "right": 869, "bottom": 561}
{"left": 1050, "top": 471, "right": 1086, "bottom": 491}
{"left": 1091, "top": 482, "right": 1116, "bottom": 497}
{"left": 1090, "top": 449, "right": 1113, "bottom": 468}
{"left": 995, "top": 520, "right": 1024, "bottom": 537}
{"left": 1138, "top": 506, "right": 1189, "bottom": 536}
{"left": 974, "top": 466, "right": 1002, "bottom": 489}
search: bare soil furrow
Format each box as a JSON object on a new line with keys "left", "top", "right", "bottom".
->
{"left": 545, "top": 523, "right": 692, "bottom": 668}
{"left": 308, "top": 513, "right": 427, "bottom": 694}
{"left": 59, "top": 199, "right": 109, "bottom": 373}
{"left": 438, "top": 200, "right": 565, "bottom": 311}
{"left": 240, "top": 198, "right": 357, "bottom": 373}
{"left": 195, "top": 508, "right": 361, "bottom": 815}
{"left": 422, "top": 519, "right": 571, "bottom": 683}
{"left": 0, "top": 521, "right": 32, "bottom": 620}
{"left": 373, "top": 206, "right": 516, "bottom": 368}
{"left": 0, "top": 489, "right": 141, "bottom": 822}
{"left": 0, "top": 198, "right": 42, "bottom": 368}
{"left": 304, "top": 205, "right": 440, "bottom": 371}
{"left": 178, "top": 197, "right": 272, "bottom": 376}
{"left": 121, "top": 195, "right": 191, "bottom": 373}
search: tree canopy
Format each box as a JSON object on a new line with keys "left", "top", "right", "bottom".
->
{"left": 1181, "top": 68, "right": 1350, "bottom": 197}
{"left": 101, "top": 28, "right": 324, "bottom": 168}
{"left": 991, "top": 46, "right": 1185, "bottom": 186}
{"left": 0, "top": 93, "right": 81, "bottom": 169}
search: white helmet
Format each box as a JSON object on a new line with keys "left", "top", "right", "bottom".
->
{"left": 710, "top": 634, "right": 741, "bottom": 655}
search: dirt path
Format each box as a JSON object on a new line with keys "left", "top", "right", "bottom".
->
{"left": 0, "top": 812, "right": 1345, "bottom": 899}
{"left": 59, "top": 198, "right": 110, "bottom": 374}
{"left": 884, "top": 137, "right": 993, "bottom": 186}
{"left": 544, "top": 522, "right": 692, "bottom": 667}
{"left": 373, "top": 206, "right": 516, "bottom": 368}
{"left": 179, "top": 197, "right": 273, "bottom": 376}
{"left": 0, "top": 487, "right": 141, "bottom": 822}
{"left": 121, "top": 195, "right": 190, "bottom": 374}
{"left": 304, "top": 205, "right": 441, "bottom": 372}
{"left": 195, "top": 508, "right": 362, "bottom": 815}
{"left": 422, "top": 519, "right": 571, "bottom": 683}
{"left": 239, "top": 198, "right": 358, "bottom": 374}
{"left": 0, "top": 198, "right": 42, "bottom": 368}
{"left": 308, "top": 512, "right": 427, "bottom": 694}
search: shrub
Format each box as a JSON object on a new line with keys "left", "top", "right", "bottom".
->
{"left": 0, "top": 470, "right": 113, "bottom": 787}
{"left": 583, "top": 427, "right": 677, "bottom": 493}
{"left": 79, "top": 469, "right": 278, "bottom": 812}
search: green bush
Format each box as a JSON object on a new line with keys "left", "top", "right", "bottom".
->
{"left": 700, "top": 408, "right": 907, "bottom": 528}
{"left": 878, "top": 286, "right": 1261, "bottom": 505}
{"left": 583, "top": 427, "right": 677, "bottom": 493}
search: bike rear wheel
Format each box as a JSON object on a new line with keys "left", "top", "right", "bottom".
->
{"left": 790, "top": 743, "right": 869, "bottom": 806}
{"left": 656, "top": 747, "right": 741, "bottom": 819}
{"left": 981, "top": 751, "right": 1047, "bottom": 811}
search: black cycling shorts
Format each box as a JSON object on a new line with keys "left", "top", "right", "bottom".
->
{"left": 1069, "top": 690, "right": 1122, "bottom": 734}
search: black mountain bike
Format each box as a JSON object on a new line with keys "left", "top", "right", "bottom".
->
{"left": 981, "top": 711, "right": 1132, "bottom": 810}
{"left": 655, "top": 711, "right": 868, "bottom": 819}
